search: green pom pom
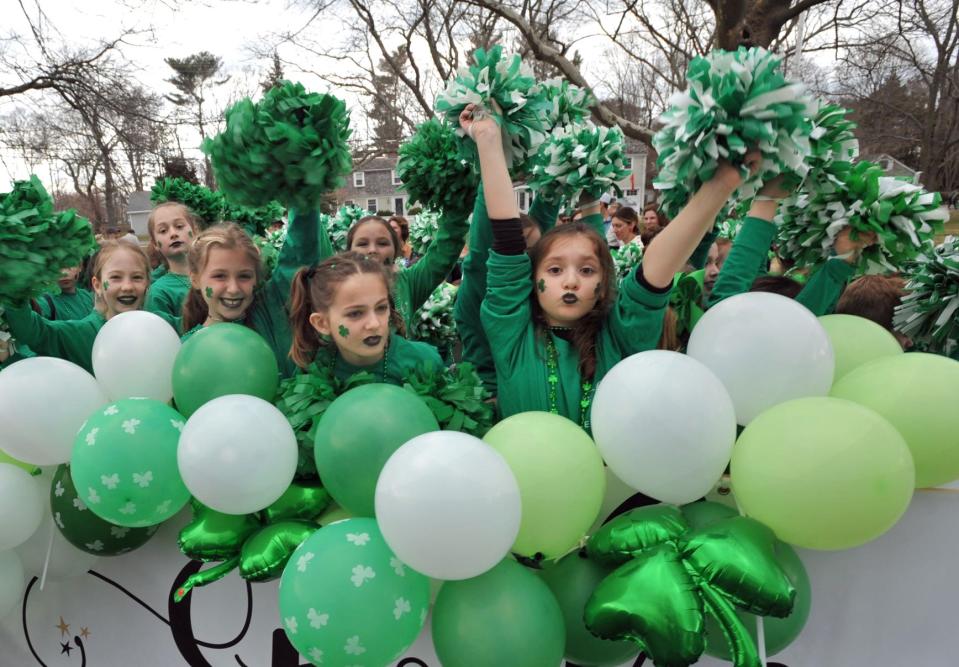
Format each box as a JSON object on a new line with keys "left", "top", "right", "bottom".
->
{"left": 894, "top": 236, "right": 959, "bottom": 356}
{"left": 151, "top": 177, "right": 225, "bottom": 229}
{"left": 253, "top": 227, "right": 286, "bottom": 282}
{"left": 408, "top": 212, "right": 440, "bottom": 258}
{"left": 611, "top": 242, "right": 644, "bottom": 281}
{"left": 328, "top": 205, "right": 365, "bottom": 252}
{"left": 203, "top": 81, "right": 353, "bottom": 210}
{"left": 528, "top": 122, "right": 632, "bottom": 204}
{"left": 222, "top": 200, "right": 285, "bottom": 237}
{"left": 653, "top": 47, "right": 815, "bottom": 219}
{"left": 0, "top": 176, "right": 95, "bottom": 306}
{"left": 802, "top": 102, "right": 859, "bottom": 191}
{"left": 434, "top": 46, "right": 552, "bottom": 174}
{"left": 410, "top": 282, "right": 458, "bottom": 352}
{"left": 542, "top": 77, "right": 594, "bottom": 128}
{"left": 400, "top": 361, "right": 494, "bottom": 437}
{"left": 396, "top": 119, "right": 478, "bottom": 215}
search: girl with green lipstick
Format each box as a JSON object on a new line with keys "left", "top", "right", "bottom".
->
{"left": 144, "top": 202, "right": 198, "bottom": 324}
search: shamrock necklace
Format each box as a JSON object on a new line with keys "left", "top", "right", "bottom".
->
{"left": 545, "top": 332, "right": 594, "bottom": 431}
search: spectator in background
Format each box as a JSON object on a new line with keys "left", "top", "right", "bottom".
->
{"left": 610, "top": 206, "right": 643, "bottom": 248}
{"left": 702, "top": 238, "right": 732, "bottom": 300}
{"left": 835, "top": 275, "right": 912, "bottom": 349}
{"left": 388, "top": 215, "right": 419, "bottom": 267}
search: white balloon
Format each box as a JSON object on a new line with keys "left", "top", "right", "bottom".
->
{"left": 591, "top": 351, "right": 737, "bottom": 505}
{"left": 92, "top": 311, "right": 180, "bottom": 402}
{"left": 0, "top": 463, "right": 44, "bottom": 550}
{"left": 375, "top": 431, "right": 521, "bottom": 581}
{"left": 0, "top": 550, "right": 25, "bottom": 619}
{"left": 0, "top": 357, "right": 108, "bottom": 465}
{"left": 178, "top": 395, "right": 298, "bottom": 514}
{"left": 687, "top": 292, "right": 834, "bottom": 425}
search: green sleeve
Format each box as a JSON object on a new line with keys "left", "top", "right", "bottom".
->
{"left": 145, "top": 281, "right": 181, "bottom": 321}
{"left": 689, "top": 228, "right": 719, "bottom": 271}
{"left": 580, "top": 212, "right": 605, "bottom": 238}
{"left": 454, "top": 187, "right": 495, "bottom": 386}
{"left": 1, "top": 305, "right": 98, "bottom": 372}
{"left": 480, "top": 251, "right": 534, "bottom": 371}
{"left": 528, "top": 195, "right": 560, "bottom": 233}
{"left": 796, "top": 259, "right": 855, "bottom": 316}
{"left": 706, "top": 217, "right": 777, "bottom": 308}
{"left": 37, "top": 297, "right": 53, "bottom": 319}
{"left": 605, "top": 267, "right": 672, "bottom": 355}
{"left": 400, "top": 208, "right": 470, "bottom": 318}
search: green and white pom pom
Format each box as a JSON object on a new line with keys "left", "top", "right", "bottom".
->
{"left": 542, "top": 78, "right": 594, "bottom": 128}
{"left": 0, "top": 176, "right": 95, "bottom": 306}
{"left": 894, "top": 237, "right": 959, "bottom": 356}
{"left": 411, "top": 282, "right": 458, "bottom": 351}
{"left": 776, "top": 160, "right": 948, "bottom": 271}
{"left": 528, "top": 122, "right": 632, "bottom": 205}
{"left": 611, "top": 242, "right": 644, "bottom": 281}
{"left": 803, "top": 101, "right": 859, "bottom": 191}
{"left": 396, "top": 119, "right": 478, "bottom": 215}
{"left": 434, "top": 46, "right": 552, "bottom": 174}
{"left": 328, "top": 205, "right": 365, "bottom": 251}
{"left": 150, "top": 177, "right": 225, "bottom": 229}
{"left": 408, "top": 212, "right": 441, "bottom": 258}
{"left": 653, "top": 47, "right": 815, "bottom": 219}
{"left": 0, "top": 306, "right": 14, "bottom": 357}
{"left": 203, "top": 81, "right": 352, "bottom": 210}
{"left": 253, "top": 226, "right": 287, "bottom": 282}
{"left": 222, "top": 200, "right": 285, "bottom": 237}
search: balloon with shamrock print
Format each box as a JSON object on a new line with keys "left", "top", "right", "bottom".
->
{"left": 584, "top": 504, "right": 796, "bottom": 667}
{"left": 51, "top": 464, "right": 160, "bottom": 556}
{"left": 70, "top": 399, "right": 190, "bottom": 528}
{"left": 278, "top": 518, "right": 430, "bottom": 667}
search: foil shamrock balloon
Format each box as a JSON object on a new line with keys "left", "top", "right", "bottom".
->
{"left": 584, "top": 505, "right": 796, "bottom": 667}
{"left": 174, "top": 481, "right": 331, "bottom": 601}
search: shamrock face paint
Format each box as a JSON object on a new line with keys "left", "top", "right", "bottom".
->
{"left": 205, "top": 287, "right": 213, "bottom": 298}
{"left": 537, "top": 279, "right": 546, "bottom": 293}
{"left": 197, "top": 247, "right": 257, "bottom": 324}
{"left": 338, "top": 325, "right": 350, "bottom": 339}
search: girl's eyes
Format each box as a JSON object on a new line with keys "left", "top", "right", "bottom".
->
{"left": 581, "top": 267, "right": 597, "bottom": 275}
{"left": 547, "top": 267, "right": 562, "bottom": 275}
{"left": 375, "top": 304, "right": 389, "bottom": 314}
{"left": 377, "top": 239, "right": 391, "bottom": 246}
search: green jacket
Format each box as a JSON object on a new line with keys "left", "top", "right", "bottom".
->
{"left": 37, "top": 289, "right": 94, "bottom": 321}
{"left": 2, "top": 308, "right": 107, "bottom": 373}
{"left": 146, "top": 272, "right": 191, "bottom": 323}
{"left": 481, "top": 250, "right": 669, "bottom": 422}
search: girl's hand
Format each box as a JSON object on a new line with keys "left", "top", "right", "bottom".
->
{"left": 712, "top": 150, "right": 761, "bottom": 192}
{"left": 834, "top": 227, "right": 877, "bottom": 264}
{"left": 757, "top": 175, "right": 790, "bottom": 200}
{"left": 459, "top": 104, "right": 500, "bottom": 144}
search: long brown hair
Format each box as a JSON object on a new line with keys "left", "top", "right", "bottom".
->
{"left": 289, "top": 251, "right": 406, "bottom": 368}
{"left": 346, "top": 216, "right": 402, "bottom": 262}
{"left": 147, "top": 202, "right": 197, "bottom": 269}
{"left": 527, "top": 223, "right": 616, "bottom": 380}
{"left": 613, "top": 206, "right": 640, "bottom": 234}
{"left": 181, "top": 223, "right": 262, "bottom": 332}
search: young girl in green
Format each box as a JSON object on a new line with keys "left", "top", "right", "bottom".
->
{"left": 288, "top": 252, "right": 442, "bottom": 383}
{"left": 464, "top": 104, "right": 754, "bottom": 426}
{"left": 180, "top": 209, "right": 332, "bottom": 378}
{"left": 1, "top": 241, "right": 152, "bottom": 373}
{"left": 36, "top": 264, "right": 94, "bottom": 321}
{"left": 144, "top": 202, "right": 198, "bottom": 323}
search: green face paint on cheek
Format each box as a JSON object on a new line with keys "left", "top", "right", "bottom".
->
{"left": 103, "top": 281, "right": 109, "bottom": 291}
{"left": 537, "top": 279, "right": 546, "bottom": 293}
{"left": 338, "top": 325, "right": 350, "bottom": 339}
{"left": 205, "top": 287, "right": 213, "bottom": 299}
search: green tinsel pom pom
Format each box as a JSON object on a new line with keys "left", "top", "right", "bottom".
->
{"left": 542, "top": 77, "right": 594, "bottom": 128}
{"left": 653, "top": 47, "right": 815, "bottom": 219}
{"left": 528, "top": 122, "right": 632, "bottom": 204}
{"left": 411, "top": 282, "right": 458, "bottom": 352}
{"left": 776, "top": 160, "right": 948, "bottom": 271}
{"left": 0, "top": 176, "right": 95, "bottom": 306}
{"left": 328, "top": 205, "right": 365, "bottom": 252}
{"left": 408, "top": 212, "right": 441, "bottom": 258}
{"left": 396, "top": 119, "right": 479, "bottom": 215}
{"left": 611, "top": 242, "right": 644, "bottom": 281}
{"left": 894, "top": 236, "right": 959, "bottom": 356}
{"left": 222, "top": 200, "right": 285, "bottom": 237}
{"left": 203, "top": 81, "right": 353, "bottom": 210}
{"left": 434, "top": 46, "right": 552, "bottom": 174}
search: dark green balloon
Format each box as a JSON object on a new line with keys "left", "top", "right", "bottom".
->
{"left": 50, "top": 465, "right": 159, "bottom": 556}
{"left": 539, "top": 553, "right": 640, "bottom": 667}
{"left": 432, "top": 559, "right": 566, "bottom": 667}
{"left": 172, "top": 323, "right": 279, "bottom": 417}
{"left": 239, "top": 520, "right": 317, "bottom": 581}
{"left": 177, "top": 502, "right": 262, "bottom": 562}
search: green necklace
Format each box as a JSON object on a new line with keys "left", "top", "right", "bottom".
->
{"left": 330, "top": 336, "right": 391, "bottom": 382}
{"left": 545, "top": 334, "right": 594, "bottom": 431}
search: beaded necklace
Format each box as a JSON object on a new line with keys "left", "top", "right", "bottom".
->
{"left": 329, "top": 335, "right": 391, "bottom": 383}
{"left": 545, "top": 332, "right": 594, "bottom": 431}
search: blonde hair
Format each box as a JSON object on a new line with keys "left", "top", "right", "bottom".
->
{"left": 181, "top": 223, "right": 262, "bottom": 332}
{"left": 147, "top": 202, "right": 198, "bottom": 268}
{"left": 91, "top": 241, "right": 151, "bottom": 283}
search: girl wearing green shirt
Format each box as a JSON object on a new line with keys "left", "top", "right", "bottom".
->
{"left": 462, "top": 104, "right": 756, "bottom": 427}
{"left": 288, "top": 252, "right": 442, "bottom": 383}
{"left": 37, "top": 265, "right": 94, "bottom": 321}
{"left": 144, "top": 202, "right": 198, "bottom": 324}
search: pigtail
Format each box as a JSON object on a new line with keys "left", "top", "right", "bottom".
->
{"left": 289, "top": 266, "right": 323, "bottom": 369}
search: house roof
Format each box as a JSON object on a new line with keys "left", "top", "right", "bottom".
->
{"left": 127, "top": 191, "right": 152, "bottom": 212}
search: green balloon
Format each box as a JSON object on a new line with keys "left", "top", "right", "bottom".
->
{"left": 260, "top": 481, "right": 331, "bottom": 523}
{"left": 278, "top": 518, "right": 429, "bottom": 666}
{"left": 70, "top": 399, "right": 191, "bottom": 528}
{"left": 681, "top": 499, "right": 738, "bottom": 530}
{"left": 831, "top": 352, "right": 959, "bottom": 487}
{"left": 240, "top": 520, "right": 316, "bottom": 582}
{"left": 432, "top": 559, "right": 566, "bottom": 667}
{"left": 731, "top": 397, "right": 914, "bottom": 550}
{"left": 313, "top": 384, "right": 438, "bottom": 516}
{"left": 818, "top": 314, "right": 902, "bottom": 383}
{"left": 539, "top": 553, "right": 640, "bottom": 667}
{"left": 178, "top": 503, "right": 262, "bottom": 561}
{"left": 50, "top": 464, "right": 160, "bottom": 556}
{"left": 483, "top": 412, "right": 605, "bottom": 558}
{"left": 172, "top": 323, "right": 279, "bottom": 417}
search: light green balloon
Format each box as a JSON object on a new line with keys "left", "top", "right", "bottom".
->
{"left": 818, "top": 314, "right": 902, "bottom": 383}
{"left": 278, "top": 518, "right": 429, "bottom": 667}
{"left": 731, "top": 397, "right": 914, "bottom": 550}
{"left": 483, "top": 412, "right": 605, "bottom": 558}
{"left": 0, "top": 450, "right": 39, "bottom": 475}
{"left": 70, "top": 399, "right": 190, "bottom": 528}
{"left": 432, "top": 558, "right": 566, "bottom": 667}
{"left": 831, "top": 352, "right": 959, "bottom": 488}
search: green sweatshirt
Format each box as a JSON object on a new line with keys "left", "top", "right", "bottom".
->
{"left": 327, "top": 333, "right": 443, "bottom": 384}
{"left": 454, "top": 187, "right": 562, "bottom": 389}
{"left": 2, "top": 309, "right": 107, "bottom": 373}
{"left": 146, "top": 272, "right": 191, "bottom": 322}
{"left": 37, "top": 289, "right": 94, "bottom": 321}
{"left": 481, "top": 250, "right": 670, "bottom": 422}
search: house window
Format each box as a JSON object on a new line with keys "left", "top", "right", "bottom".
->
{"left": 367, "top": 199, "right": 377, "bottom": 213}
{"left": 354, "top": 172, "right": 365, "bottom": 187}
{"left": 626, "top": 189, "right": 638, "bottom": 197}
{"left": 880, "top": 158, "right": 893, "bottom": 171}
{"left": 517, "top": 190, "right": 528, "bottom": 211}
{"left": 394, "top": 197, "right": 405, "bottom": 216}
{"left": 344, "top": 200, "right": 355, "bottom": 207}
{"left": 392, "top": 170, "right": 402, "bottom": 186}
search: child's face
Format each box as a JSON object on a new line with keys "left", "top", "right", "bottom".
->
{"left": 153, "top": 207, "right": 194, "bottom": 259}
{"left": 350, "top": 220, "right": 396, "bottom": 265}
{"left": 194, "top": 247, "right": 257, "bottom": 323}
{"left": 534, "top": 235, "right": 604, "bottom": 327}
{"left": 92, "top": 250, "right": 148, "bottom": 319}
{"left": 57, "top": 265, "right": 81, "bottom": 293}
{"left": 309, "top": 273, "right": 391, "bottom": 366}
